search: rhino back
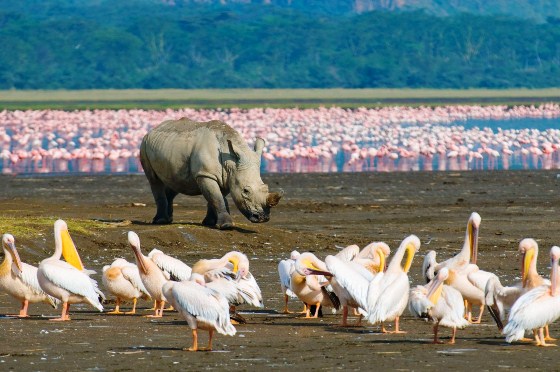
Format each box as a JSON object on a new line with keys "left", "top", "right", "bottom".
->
{"left": 141, "top": 118, "right": 236, "bottom": 194}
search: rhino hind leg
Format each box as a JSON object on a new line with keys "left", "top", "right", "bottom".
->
{"left": 165, "top": 188, "right": 178, "bottom": 221}
{"left": 197, "top": 177, "right": 233, "bottom": 230}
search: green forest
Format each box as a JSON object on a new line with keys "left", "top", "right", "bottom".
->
{"left": 1, "top": 1, "right": 560, "bottom": 89}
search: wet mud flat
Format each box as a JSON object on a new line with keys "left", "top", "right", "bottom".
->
{"left": 0, "top": 170, "right": 560, "bottom": 370}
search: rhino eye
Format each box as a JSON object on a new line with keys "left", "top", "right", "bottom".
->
{"left": 242, "top": 187, "right": 251, "bottom": 196}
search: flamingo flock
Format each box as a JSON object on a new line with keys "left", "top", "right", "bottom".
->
{"left": 0, "top": 104, "right": 560, "bottom": 175}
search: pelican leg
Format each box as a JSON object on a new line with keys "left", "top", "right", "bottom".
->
{"left": 355, "top": 313, "right": 363, "bottom": 326}
{"left": 432, "top": 324, "right": 443, "bottom": 344}
{"left": 392, "top": 316, "right": 406, "bottom": 334}
{"left": 340, "top": 305, "right": 349, "bottom": 326}
{"left": 145, "top": 300, "right": 164, "bottom": 318}
{"left": 471, "top": 305, "right": 484, "bottom": 324}
{"left": 313, "top": 302, "right": 321, "bottom": 318}
{"left": 299, "top": 303, "right": 308, "bottom": 314}
{"left": 51, "top": 302, "right": 70, "bottom": 321}
{"left": 536, "top": 327, "right": 556, "bottom": 347}
{"left": 184, "top": 329, "right": 198, "bottom": 351}
{"left": 304, "top": 303, "right": 312, "bottom": 318}
{"left": 18, "top": 300, "right": 29, "bottom": 317}
{"left": 381, "top": 322, "right": 389, "bottom": 333}
{"left": 108, "top": 298, "right": 123, "bottom": 314}
{"left": 353, "top": 308, "right": 360, "bottom": 316}
{"left": 282, "top": 294, "right": 293, "bottom": 314}
{"left": 545, "top": 325, "right": 556, "bottom": 341}
{"left": 449, "top": 327, "right": 457, "bottom": 344}
{"left": 201, "top": 329, "right": 214, "bottom": 351}
{"left": 125, "top": 298, "right": 138, "bottom": 315}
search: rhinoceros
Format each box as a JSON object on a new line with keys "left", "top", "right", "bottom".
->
{"left": 139, "top": 118, "right": 283, "bottom": 229}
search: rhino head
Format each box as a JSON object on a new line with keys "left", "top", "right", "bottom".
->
{"left": 227, "top": 138, "right": 283, "bottom": 223}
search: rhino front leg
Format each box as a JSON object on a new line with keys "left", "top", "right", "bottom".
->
{"left": 147, "top": 179, "right": 173, "bottom": 224}
{"left": 197, "top": 177, "right": 233, "bottom": 230}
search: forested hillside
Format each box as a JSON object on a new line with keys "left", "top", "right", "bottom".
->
{"left": 1, "top": 1, "right": 559, "bottom": 89}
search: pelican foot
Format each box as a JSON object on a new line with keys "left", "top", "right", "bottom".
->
{"left": 50, "top": 317, "right": 70, "bottom": 321}
{"left": 537, "top": 342, "right": 557, "bottom": 347}
{"left": 144, "top": 314, "right": 163, "bottom": 318}
{"left": 9, "top": 314, "right": 29, "bottom": 318}
{"left": 124, "top": 311, "right": 137, "bottom": 315}
{"left": 545, "top": 336, "right": 557, "bottom": 341}
{"left": 107, "top": 310, "right": 124, "bottom": 315}
{"left": 184, "top": 347, "right": 198, "bottom": 352}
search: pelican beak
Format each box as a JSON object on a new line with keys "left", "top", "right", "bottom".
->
{"left": 229, "top": 257, "right": 240, "bottom": 278}
{"left": 60, "top": 227, "right": 84, "bottom": 271}
{"left": 131, "top": 244, "right": 148, "bottom": 275}
{"left": 470, "top": 224, "right": 479, "bottom": 265}
{"left": 551, "top": 257, "right": 559, "bottom": 296}
{"left": 426, "top": 277, "right": 444, "bottom": 305}
{"left": 7, "top": 241, "right": 23, "bottom": 273}
{"left": 377, "top": 249, "right": 386, "bottom": 273}
{"left": 303, "top": 267, "right": 332, "bottom": 277}
{"left": 402, "top": 243, "right": 416, "bottom": 273}
{"left": 522, "top": 250, "right": 533, "bottom": 287}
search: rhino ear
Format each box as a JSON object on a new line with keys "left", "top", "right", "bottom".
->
{"left": 254, "top": 138, "right": 265, "bottom": 157}
{"left": 227, "top": 140, "right": 241, "bottom": 162}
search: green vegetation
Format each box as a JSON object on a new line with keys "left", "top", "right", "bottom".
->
{"left": 1, "top": 2, "right": 560, "bottom": 90}
{"left": 1, "top": 89, "right": 559, "bottom": 109}
{"left": 0, "top": 217, "right": 110, "bottom": 239}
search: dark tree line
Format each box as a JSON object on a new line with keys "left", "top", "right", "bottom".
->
{"left": 1, "top": 1, "right": 559, "bottom": 89}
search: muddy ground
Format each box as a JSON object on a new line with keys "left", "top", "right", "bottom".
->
{"left": 1, "top": 170, "right": 560, "bottom": 371}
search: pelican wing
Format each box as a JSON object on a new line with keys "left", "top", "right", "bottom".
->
{"left": 468, "top": 269, "right": 498, "bottom": 291}
{"left": 15, "top": 263, "right": 47, "bottom": 296}
{"left": 149, "top": 250, "right": 192, "bottom": 282}
{"left": 121, "top": 265, "right": 151, "bottom": 298}
{"left": 41, "top": 261, "right": 103, "bottom": 311}
{"left": 278, "top": 259, "right": 296, "bottom": 297}
{"left": 325, "top": 255, "right": 371, "bottom": 310}
{"left": 14, "top": 262, "right": 60, "bottom": 307}
{"left": 239, "top": 272, "right": 263, "bottom": 307}
{"left": 408, "top": 286, "right": 432, "bottom": 319}
{"left": 439, "top": 286, "right": 469, "bottom": 329}
{"left": 503, "top": 285, "right": 558, "bottom": 342}
{"left": 368, "top": 273, "right": 409, "bottom": 324}
{"left": 170, "top": 281, "right": 236, "bottom": 336}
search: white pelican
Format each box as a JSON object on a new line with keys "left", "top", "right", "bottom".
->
{"left": 128, "top": 231, "right": 168, "bottom": 317}
{"left": 37, "top": 220, "right": 104, "bottom": 321}
{"left": 367, "top": 235, "right": 421, "bottom": 333}
{"left": 503, "top": 246, "right": 560, "bottom": 346}
{"left": 410, "top": 266, "right": 468, "bottom": 344}
{"left": 192, "top": 251, "right": 263, "bottom": 310}
{"left": 148, "top": 248, "right": 192, "bottom": 282}
{"left": 291, "top": 252, "right": 340, "bottom": 318}
{"left": 162, "top": 273, "right": 236, "bottom": 351}
{"left": 278, "top": 250, "right": 304, "bottom": 314}
{"left": 0, "top": 234, "right": 58, "bottom": 317}
{"left": 435, "top": 212, "right": 487, "bottom": 322}
{"left": 484, "top": 238, "right": 549, "bottom": 330}
{"left": 102, "top": 258, "right": 151, "bottom": 314}
{"left": 335, "top": 244, "right": 360, "bottom": 261}
{"left": 325, "top": 242, "right": 388, "bottom": 326}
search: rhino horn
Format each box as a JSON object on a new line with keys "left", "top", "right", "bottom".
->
{"left": 266, "top": 189, "right": 284, "bottom": 207}
{"left": 254, "top": 138, "right": 265, "bottom": 156}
